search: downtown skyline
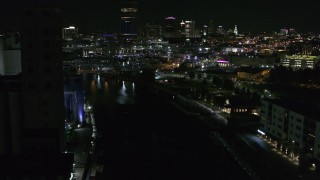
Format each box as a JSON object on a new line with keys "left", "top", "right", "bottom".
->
{"left": 1, "top": 0, "right": 320, "bottom": 33}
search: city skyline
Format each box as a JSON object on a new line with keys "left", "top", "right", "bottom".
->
{"left": 1, "top": 0, "right": 320, "bottom": 33}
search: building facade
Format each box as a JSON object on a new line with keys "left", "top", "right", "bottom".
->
{"left": 120, "top": 1, "right": 138, "bottom": 36}
{"left": 281, "top": 55, "right": 319, "bottom": 69}
{"left": 259, "top": 98, "right": 320, "bottom": 169}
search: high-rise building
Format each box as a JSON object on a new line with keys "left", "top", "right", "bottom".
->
{"left": 203, "top": 25, "right": 208, "bottom": 36}
{"left": 208, "top": 19, "right": 215, "bottom": 36}
{"left": 120, "top": 1, "right": 138, "bottom": 36}
{"left": 0, "top": 6, "right": 73, "bottom": 180}
{"left": 141, "top": 23, "right": 162, "bottom": 39}
{"left": 165, "top": 17, "right": 176, "bottom": 33}
{"left": 217, "top": 25, "right": 224, "bottom": 35}
{"left": 21, "top": 7, "right": 65, "bottom": 153}
{"left": 234, "top": 25, "right": 238, "bottom": 36}
{"left": 185, "top": 20, "right": 196, "bottom": 38}
{"left": 62, "top": 26, "right": 78, "bottom": 41}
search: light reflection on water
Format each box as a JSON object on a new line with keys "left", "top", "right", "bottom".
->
{"left": 85, "top": 73, "right": 135, "bottom": 105}
{"left": 116, "top": 81, "right": 135, "bottom": 104}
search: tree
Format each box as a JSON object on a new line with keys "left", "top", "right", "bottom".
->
{"left": 188, "top": 71, "right": 195, "bottom": 79}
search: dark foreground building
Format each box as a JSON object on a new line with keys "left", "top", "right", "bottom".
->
{"left": 0, "top": 7, "right": 73, "bottom": 180}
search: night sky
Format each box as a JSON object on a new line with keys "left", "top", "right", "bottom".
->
{"left": 1, "top": 0, "right": 319, "bottom": 34}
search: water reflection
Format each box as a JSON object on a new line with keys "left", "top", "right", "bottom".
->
{"left": 84, "top": 73, "right": 135, "bottom": 105}
{"left": 97, "top": 74, "right": 101, "bottom": 89}
{"left": 116, "top": 81, "right": 134, "bottom": 104}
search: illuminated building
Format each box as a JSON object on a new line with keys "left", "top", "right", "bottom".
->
{"left": 203, "top": 25, "right": 208, "bottom": 36}
{"left": 281, "top": 55, "right": 319, "bottom": 69}
{"left": 120, "top": 1, "right": 138, "bottom": 36}
{"left": 62, "top": 26, "right": 78, "bottom": 40}
{"left": 165, "top": 17, "right": 176, "bottom": 32}
{"left": 259, "top": 98, "right": 320, "bottom": 167}
{"left": 163, "top": 17, "right": 178, "bottom": 38}
{"left": 234, "top": 25, "right": 238, "bottom": 36}
{"left": 141, "top": 23, "right": 162, "bottom": 39}
{"left": 217, "top": 25, "right": 224, "bottom": 35}
{"left": 180, "top": 20, "right": 186, "bottom": 36}
{"left": 185, "top": 20, "right": 196, "bottom": 38}
{"left": 102, "top": 33, "right": 117, "bottom": 58}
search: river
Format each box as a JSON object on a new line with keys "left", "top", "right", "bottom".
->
{"left": 82, "top": 73, "right": 249, "bottom": 179}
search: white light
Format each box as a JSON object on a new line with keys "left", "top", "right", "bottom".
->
{"left": 257, "top": 129, "right": 265, "bottom": 135}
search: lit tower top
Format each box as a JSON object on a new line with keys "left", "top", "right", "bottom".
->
{"left": 180, "top": 20, "right": 185, "bottom": 26}
{"left": 62, "top": 26, "right": 78, "bottom": 40}
{"left": 120, "top": 1, "right": 138, "bottom": 36}
{"left": 234, "top": 25, "right": 238, "bottom": 36}
{"left": 165, "top": 17, "right": 176, "bottom": 32}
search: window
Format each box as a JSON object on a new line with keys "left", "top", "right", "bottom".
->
{"left": 296, "top": 126, "right": 302, "bottom": 130}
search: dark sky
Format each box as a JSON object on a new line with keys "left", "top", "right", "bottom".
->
{"left": 1, "top": 0, "right": 319, "bottom": 34}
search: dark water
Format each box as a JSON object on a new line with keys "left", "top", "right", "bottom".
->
{"left": 83, "top": 73, "right": 249, "bottom": 180}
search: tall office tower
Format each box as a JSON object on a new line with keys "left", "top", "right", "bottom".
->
{"left": 217, "top": 25, "right": 224, "bottom": 35}
{"left": 180, "top": 20, "right": 186, "bottom": 36}
{"left": 165, "top": 17, "right": 176, "bottom": 32}
{"left": 142, "top": 23, "right": 162, "bottom": 39}
{"left": 208, "top": 19, "right": 215, "bottom": 36}
{"left": 234, "top": 25, "right": 238, "bottom": 36}
{"left": 185, "top": 20, "right": 196, "bottom": 38}
{"left": 203, "top": 25, "right": 208, "bottom": 36}
{"left": 62, "top": 26, "right": 78, "bottom": 41}
{"left": 1, "top": 6, "right": 73, "bottom": 180}
{"left": 120, "top": 1, "right": 138, "bottom": 36}
{"left": 20, "top": 7, "right": 65, "bottom": 153}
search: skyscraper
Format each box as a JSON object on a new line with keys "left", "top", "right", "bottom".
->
{"left": 208, "top": 19, "right": 215, "bottom": 36}
{"left": 234, "top": 25, "right": 238, "bottom": 35}
{"left": 120, "top": 1, "right": 138, "bottom": 36}
{"left": 0, "top": 6, "right": 73, "bottom": 180}
{"left": 62, "top": 26, "right": 78, "bottom": 41}
{"left": 165, "top": 17, "right": 176, "bottom": 33}
{"left": 185, "top": 20, "right": 196, "bottom": 38}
